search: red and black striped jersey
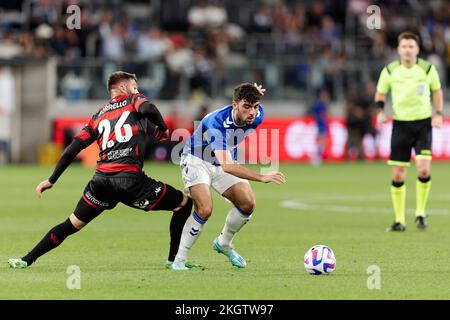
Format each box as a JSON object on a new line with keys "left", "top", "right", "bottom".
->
{"left": 74, "top": 93, "right": 150, "bottom": 174}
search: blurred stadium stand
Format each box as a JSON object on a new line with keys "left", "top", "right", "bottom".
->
{"left": 0, "top": 0, "right": 449, "bottom": 163}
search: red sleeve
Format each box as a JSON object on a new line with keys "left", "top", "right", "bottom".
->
{"left": 74, "top": 118, "right": 96, "bottom": 148}
{"left": 132, "top": 93, "right": 149, "bottom": 112}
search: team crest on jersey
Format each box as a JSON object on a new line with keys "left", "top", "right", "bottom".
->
{"left": 416, "top": 84, "right": 425, "bottom": 96}
{"left": 223, "top": 117, "right": 233, "bottom": 128}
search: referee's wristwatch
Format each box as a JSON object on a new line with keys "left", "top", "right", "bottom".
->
{"left": 435, "top": 111, "right": 443, "bottom": 116}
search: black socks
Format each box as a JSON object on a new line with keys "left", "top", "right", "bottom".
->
{"left": 22, "top": 218, "right": 79, "bottom": 266}
{"left": 392, "top": 181, "right": 405, "bottom": 188}
{"left": 418, "top": 176, "right": 431, "bottom": 183}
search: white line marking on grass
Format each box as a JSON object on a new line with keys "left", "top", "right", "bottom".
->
{"left": 260, "top": 192, "right": 450, "bottom": 202}
{"left": 280, "top": 200, "right": 450, "bottom": 216}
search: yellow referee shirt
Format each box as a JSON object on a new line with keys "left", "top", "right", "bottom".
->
{"left": 376, "top": 58, "right": 441, "bottom": 121}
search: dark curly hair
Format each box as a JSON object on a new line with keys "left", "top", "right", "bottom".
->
{"left": 233, "top": 83, "right": 262, "bottom": 103}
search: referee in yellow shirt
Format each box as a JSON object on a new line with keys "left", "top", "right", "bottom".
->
{"left": 375, "top": 32, "right": 444, "bottom": 231}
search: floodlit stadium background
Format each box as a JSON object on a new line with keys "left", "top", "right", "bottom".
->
{"left": 0, "top": 0, "right": 449, "bottom": 165}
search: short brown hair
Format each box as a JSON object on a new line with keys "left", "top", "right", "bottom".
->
{"left": 107, "top": 71, "right": 137, "bottom": 92}
{"left": 398, "top": 32, "right": 420, "bottom": 46}
{"left": 233, "top": 83, "right": 262, "bottom": 103}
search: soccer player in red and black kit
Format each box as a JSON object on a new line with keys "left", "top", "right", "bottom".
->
{"left": 8, "top": 71, "right": 201, "bottom": 269}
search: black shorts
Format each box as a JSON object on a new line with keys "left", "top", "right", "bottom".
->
{"left": 74, "top": 171, "right": 184, "bottom": 223}
{"left": 389, "top": 118, "right": 432, "bottom": 166}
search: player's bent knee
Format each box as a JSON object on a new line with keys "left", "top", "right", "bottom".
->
{"left": 239, "top": 198, "right": 256, "bottom": 214}
{"left": 195, "top": 205, "right": 213, "bottom": 219}
{"left": 180, "top": 195, "right": 189, "bottom": 207}
{"left": 174, "top": 195, "right": 190, "bottom": 212}
{"left": 69, "top": 213, "right": 87, "bottom": 230}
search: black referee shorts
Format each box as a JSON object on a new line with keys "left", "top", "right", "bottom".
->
{"left": 73, "top": 172, "right": 184, "bottom": 223}
{"left": 389, "top": 117, "right": 432, "bottom": 167}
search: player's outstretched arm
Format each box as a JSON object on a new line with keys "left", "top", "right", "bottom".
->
{"left": 214, "top": 150, "right": 286, "bottom": 184}
{"left": 36, "top": 139, "right": 84, "bottom": 197}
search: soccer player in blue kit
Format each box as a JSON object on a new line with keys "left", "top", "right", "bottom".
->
{"left": 170, "top": 83, "right": 286, "bottom": 270}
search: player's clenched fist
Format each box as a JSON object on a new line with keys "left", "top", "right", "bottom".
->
{"left": 154, "top": 127, "right": 169, "bottom": 141}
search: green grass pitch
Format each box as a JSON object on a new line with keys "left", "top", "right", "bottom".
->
{"left": 1, "top": 161, "right": 450, "bottom": 299}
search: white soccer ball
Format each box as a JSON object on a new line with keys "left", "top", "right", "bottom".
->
{"left": 304, "top": 245, "right": 336, "bottom": 275}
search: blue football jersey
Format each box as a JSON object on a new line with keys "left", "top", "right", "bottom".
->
{"left": 183, "top": 104, "right": 265, "bottom": 165}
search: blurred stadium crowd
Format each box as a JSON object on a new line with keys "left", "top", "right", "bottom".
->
{"left": 1, "top": 0, "right": 449, "bottom": 102}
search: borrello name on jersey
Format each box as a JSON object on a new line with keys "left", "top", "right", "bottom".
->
{"left": 183, "top": 104, "right": 265, "bottom": 165}
{"left": 74, "top": 93, "right": 149, "bottom": 173}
